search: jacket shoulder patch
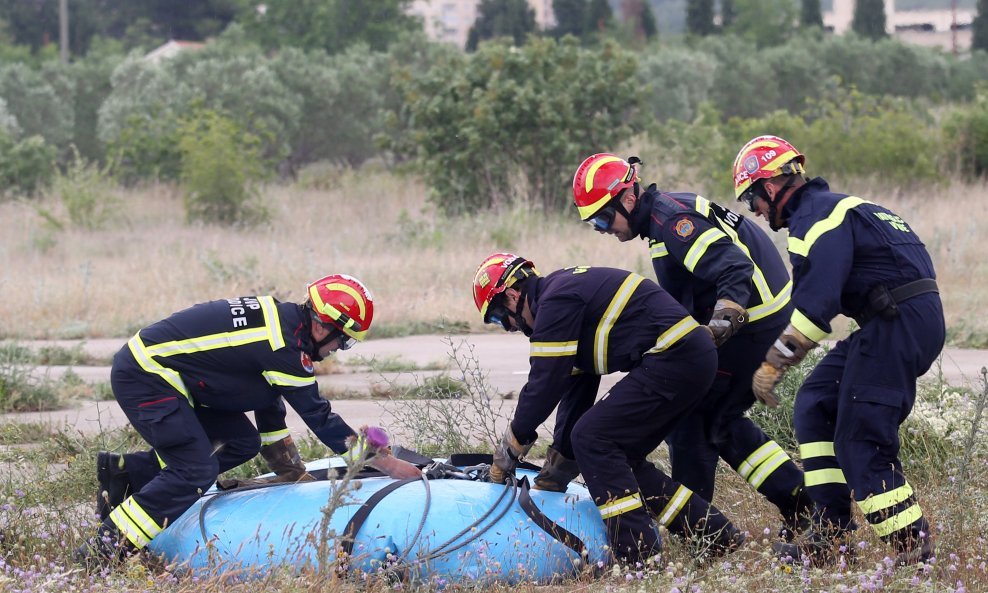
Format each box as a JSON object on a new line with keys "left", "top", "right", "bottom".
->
{"left": 300, "top": 352, "right": 314, "bottom": 374}
{"left": 673, "top": 216, "right": 696, "bottom": 241}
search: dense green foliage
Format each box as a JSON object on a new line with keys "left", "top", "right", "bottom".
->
{"left": 976, "top": 0, "right": 988, "bottom": 52}
{"left": 391, "top": 37, "right": 640, "bottom": 214}
{"left": 178, "top": 109, "right": 267, "bottom": 226}
{"left": 852, "top": 0, "right": 888, "bottom": 40}
{"left": 3, "top": 6, "right": 988, "bottom": 221}
{"left": 233, "top": 0, "right": 420, "bottom": 55}
{"left": 466, "top": 0, "right": 538, "bottom": 51}
{"left": 0, "top": 130, "right": 55, "bottom": 197}
{"left": 686, "top": 0, "right": 715, "bottom": 36}
{"left": 801, "top": 0, "right": 824, "bottom": 28}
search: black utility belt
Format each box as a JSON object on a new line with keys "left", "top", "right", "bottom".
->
{"left": 860, "top": 278, "right": 938, "bottom": 324}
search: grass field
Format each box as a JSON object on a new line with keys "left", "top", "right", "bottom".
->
{"left": 1, "top": 169, "right": 987, "bottom": 591}
{"left": 1, "top": 168, "right": 985, "bottom": 346}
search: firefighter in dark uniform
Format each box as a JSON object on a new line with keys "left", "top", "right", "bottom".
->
{"left": 74, "top": 274, "right": 419, "bottom": 567}
{"left": 572, "top": 153, "right": 812, "bottom": 540}
{"left": 472, "top": 253, "right": 745, "bottom": 564}
{"left": 731, "top": 135, "right": 943, "bottom": 566}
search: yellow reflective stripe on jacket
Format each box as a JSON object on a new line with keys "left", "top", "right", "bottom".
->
{"left": 258, "top": 295, "right": 286, "bottom": 350}
{"left": 872, "top": 504, "right": 923, "bottom": 537}
{"left": 649, "top": 241, "right": 668, "bottom": 259}
{"left": 127, "top": 334, "right": 190, "bottom": 402}
{"left": 109, "top": 496, "right": 163, "bottom": 549}
{"left": 791, "top": 308, "right": 829, "bottom": 343}
{"left": 263, "top": 370, "right": 316, "bottom": 388}
{"left": 646, "top": 316, "right": 700, "bottom": 354}
{"left": 146, "top": 327, "right": 271, "bottom": 356}
{"left": 858, "top": 482, "right": 914, "bottom": 515}
{"left": 657, "top": 485, "right": 692, "bottom": 527}
{"left": 695, "top": 195, "right": 712, "bottom": 217}
{"left": 593, "top": 273, "right": 644, "bottom": 374}
{"left": 693, "top": 197, "right": 789, "bottom": 322}
{"left": 531, "top": 341, "right": 579, "bottom": 357}
{"left": 598, "top": 492, "right": 643, "bottom": 519}
{"left": 260, "top": 428, "right": 290, "bottom": 446}
{"left": 799, "top": 441, "right": 836, "bottom": 459}
{"left": 683, "top": 228, "right": 729, "bottom": 272}
{"left": 804, "top": 468, "right": 847, "bottom": 487}
{"left": 748, "top": 280, "right": 791, "bottom": 322}
{"left": 788, "top": 197, "right": 870, "bottom": 257}
{"left": 145, "top": 297, "right": 286, "bottom": 358}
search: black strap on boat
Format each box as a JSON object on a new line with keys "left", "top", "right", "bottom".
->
{"left": 515, "top": 476, "right": 588, "bottom": 558}
{"left": 340, "top": 477, "right": 420, "bottom": 557}
{"left": 447, "top": 452, "right": 540, "bottom": 472}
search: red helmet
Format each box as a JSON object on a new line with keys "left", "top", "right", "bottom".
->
{"left": 732, "top": 135, "right": 805, "bottom": 200}
{"left": 306, "top": 274, "right": 373, "bottom": 343}
{"left": 572, "top": 153, "right": 638, "bottom": 221}
{"left": 472, "top": 253, "right": 537, "bottom": 323}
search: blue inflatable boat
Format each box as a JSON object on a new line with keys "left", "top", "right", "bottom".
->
{"left": 147, "top": 455, "right": 610, "bottom": 584}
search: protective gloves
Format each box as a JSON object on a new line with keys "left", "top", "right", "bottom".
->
{"left": 533, "top": 447, "right": 581, "bottom": 492}
{"left": 216, "top": 435, "right": 314, "bottom": 490}
{"left": 707, "top": 299, "right": 748, "bottom": 347}
{"left": 489, "top": 426, "right": 534, "bottom": 484}
{"left": 752, "top": 324, "right": 817, "bottom": 407}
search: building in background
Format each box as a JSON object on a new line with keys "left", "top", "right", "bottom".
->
{"left": 825, "top": 0, "right": 974, "bottom": 52}
{"left": 409, "top": 0, "right": 556, "bottom": 49}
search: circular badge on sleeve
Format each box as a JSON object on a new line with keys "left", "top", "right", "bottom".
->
{"left": 300, "top": 352, "right": 314, "bottom": 374}
{"left": 673, "top": 217, "right": 696, "bottom": 241}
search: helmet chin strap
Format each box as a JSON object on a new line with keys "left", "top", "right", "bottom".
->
{"left": 510, "top": 284, "right": 534, "bottom": 337}
{"left": 305, "top": 304, "right": 338, "bottom": 362}
{"left": 767, "top": 176, "right": 800, "bottom": 231}
{"left": 621, "top": 183, "right": 644, "bottom": 235}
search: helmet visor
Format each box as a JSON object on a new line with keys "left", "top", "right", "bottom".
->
{"left": 484, "top": 295, "right": 512, "bottom": 331}
{"left": 311, "top": 311, "right": 359, "bottom": 350}
{"left": 586, "top": 206, "right": 616, "bottom": 232}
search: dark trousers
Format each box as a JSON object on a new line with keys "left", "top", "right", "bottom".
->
{"left": 107, "top": 352, "right": 261, "bottom": 547}
{"left": 794, "top": 294, "right": 944, "bottom": 549}
{"left": 667, "top": 319, "right": 806, "bottom": 523}
{"left": 572, "top": 330, "right": 738, "bottom": 561}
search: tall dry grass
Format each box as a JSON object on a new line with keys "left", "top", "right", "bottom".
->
{"left": 0, "top": 168, "right": 985, "bottom": 345}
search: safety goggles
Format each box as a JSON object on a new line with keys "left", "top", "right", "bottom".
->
{"left": 484, "top": 296, "right": 512, "bottom": 331}
{"left": 739, "top": 182, "right": 768, "bottom": 213}
{"left": 312, "top": 312, "right": 359, "bottom": 350}
{"left": 586, "top": 206, "right": 617, "bottom": 232}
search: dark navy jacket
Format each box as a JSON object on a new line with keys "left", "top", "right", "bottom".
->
{"left": 633, "top": 185, "right": 792, "bottom": 327}
{"left": 119, "top": 296, "right": 355, "bottom": 452}
{"left": 510, "top": 266, "right": 701, "bottom": 442}
{"left": 781, "top": 178, "right": 938, "bottom": 341}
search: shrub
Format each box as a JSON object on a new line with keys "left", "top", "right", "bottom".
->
{"left": 47, "top": 146, "right": 120, "bottom": 230}
{"left": 942, "top": 84, "right": 988, "bottom": 180}
{"left": 0, "top": 130, "right": 56, "bottom": 198}
{"left": 178, "top": 109, "right": 268, "bottom": 226}
{"left": 392, "top": 36, "right": 641, "bottom": 214}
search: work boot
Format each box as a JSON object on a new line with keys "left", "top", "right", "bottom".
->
{"left": 893, "top": 535, "right": 935, "bottom": 566}
{"left": 73, "top": 520, "right": 135, "bottom": 572}
{"left": 779, "top": 486, "right": 814, "bottom": 542}
{"left": 96, "top": 452, "right": 130, "bottom": 522}
{"left": 533, "top": 447, "right": 581, "bottom": 492}
{"left": 773, "top": 529, "right": 856, "bottom": 567}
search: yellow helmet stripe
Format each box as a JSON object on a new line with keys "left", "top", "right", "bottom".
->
{"left": 325, "top": 282, "right": 366, "bottom": 318}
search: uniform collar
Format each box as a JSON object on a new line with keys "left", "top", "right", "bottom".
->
{"left": 783, "top": 176, "right": 830, "bottom": 219}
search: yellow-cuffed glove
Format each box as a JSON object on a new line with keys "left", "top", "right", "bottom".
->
{"left": 752, "top": 362, "right": 783, "bottom": 408}
{"left": 753, "top": 324, "right": 818, "bottom": 407}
